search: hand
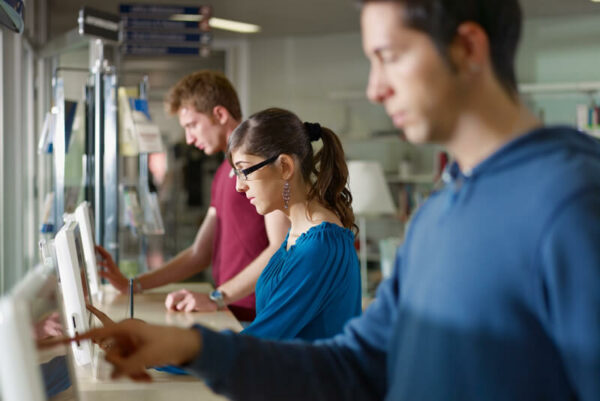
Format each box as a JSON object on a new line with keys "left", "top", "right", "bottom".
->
{"left": 87, "top": 303, "right": 115, "bottom": 327}
{"left": 34, "top": 312, "right": 63, "bottom": 340}
{"left": 164, "top": 289, "right": 218, "bottom": 312}
{"left": 86, "top": 303, "right": 118, "bottom": 351}
{"left": 96, "top": 245, "right": 129, "bottom": 293}
{"left": 49, "top": 319, "right": 202, "bottom": 382}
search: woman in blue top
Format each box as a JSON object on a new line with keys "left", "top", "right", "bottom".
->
{"left": 227, "top": 107, "right": 361, "bottom": 341}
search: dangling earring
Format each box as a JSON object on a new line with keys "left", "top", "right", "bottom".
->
{"left": 283, "top": 181, "right": 291, "bottom": 209}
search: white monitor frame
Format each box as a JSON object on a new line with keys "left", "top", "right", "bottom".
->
{"left": 54, "top": 220, "right": 93, "bottom": 367}
{"left": 73, "top": 201, "right": 101, "bottom": 299}
{"left": 0, "top": 263, "right": 79, "bottom": 401}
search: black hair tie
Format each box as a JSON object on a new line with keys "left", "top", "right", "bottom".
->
{"left": 304, "top": 122, "right": 322, "bottom": 142}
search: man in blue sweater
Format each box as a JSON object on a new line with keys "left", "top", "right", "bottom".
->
{"left": 69, "top": 0, "right": 600, "bottom": 399}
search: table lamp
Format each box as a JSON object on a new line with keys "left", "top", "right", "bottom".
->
{"left": 347, "top": 160, "right": 396, "bottom": 297}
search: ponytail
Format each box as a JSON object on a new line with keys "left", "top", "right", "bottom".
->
{"left": 305, "top": 125, "right": 357, "bottom": 234}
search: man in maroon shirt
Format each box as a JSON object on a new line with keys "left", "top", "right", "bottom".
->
{"left": 97, "top": 70, "right": 289, "bottom": 321}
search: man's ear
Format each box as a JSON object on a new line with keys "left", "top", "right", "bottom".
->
{"left": 278, "top": 154, "right": 295, "bottom": 181}
{"left": 449, "top": 21, "right": 490, "bottom": 77}
{"left": 212, "top": 105, "right": 231, "bottom": 125}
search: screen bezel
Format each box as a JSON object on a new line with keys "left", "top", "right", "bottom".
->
{"left": 0, "top": 263, "right": 80, "bottom": 401}
{"left": 54, "top": 221, "right": 94, "bottom": 367}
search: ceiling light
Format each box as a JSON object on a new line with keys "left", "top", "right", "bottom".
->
{"left": 169, "top": 14, "right": 261, "bottom": 33}
{"left": 209, "top": 17, "right": 261, "bottom": 33}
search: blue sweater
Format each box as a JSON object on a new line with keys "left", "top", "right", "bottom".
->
{"left": 188, "top": 126, "right": 600, "bottom": 401}
{"left": 242, "top": 222, "right": 361, "bottom": 340}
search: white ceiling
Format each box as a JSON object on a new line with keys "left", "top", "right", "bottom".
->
{"left": 48, "top": 0, "right": 600, "bottom": 40}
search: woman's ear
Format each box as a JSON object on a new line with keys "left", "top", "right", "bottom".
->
{"left": 278, "top": 154, "right": 295, "bottom": 181}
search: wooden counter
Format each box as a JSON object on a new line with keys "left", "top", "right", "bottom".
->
{"left": 74, "top": 283, "right": 241, "bottom": 401}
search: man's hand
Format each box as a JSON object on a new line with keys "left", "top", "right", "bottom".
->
{"left": 43, "top": 319, "right": 203, "bottom": 382}
{"left": 87, "top": 303, "right": 115, "bottom": 327}
{"left": 96, "top": 245, "right": 130, "bottom": 293}
{"left": 164, "top": 289, "right": 218, "bottom": 312}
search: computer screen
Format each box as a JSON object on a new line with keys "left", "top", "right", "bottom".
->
{"left": 73, "top": 201, "right": 101, "bottom": 299}
{"left": 0, "top": 264, "right": 79, "bottom": 401}
{"left": 54, "top": 221, "right": 94, "bottom": 367}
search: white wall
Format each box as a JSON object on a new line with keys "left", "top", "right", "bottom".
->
{"left": 518, "top": 14, "right": 600, "bottom": 83}
{"left": 517, "top": 14, "right": 600, "bottom": 125}
{"left": 246, "top": 32, "right": 392, "bottom": 139}
{"left": 244, "top": 14, "right": 600, "bottom": 133}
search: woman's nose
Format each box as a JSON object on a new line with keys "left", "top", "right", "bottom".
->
{"left": 235, "top": 175, "right": 247, "bottom": 192}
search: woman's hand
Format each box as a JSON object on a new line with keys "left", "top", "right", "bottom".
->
{"left": 164, "top": 289, "right": 218, "bottom": 312}
{"left": 96, "top": 245, "right": 129, "bottom": 293}
{"left": 54, "top": 319, "right": 202, "bottom": 381}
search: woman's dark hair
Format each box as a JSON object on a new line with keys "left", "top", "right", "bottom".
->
{"left": 227, "top": 108, "right": 357, "bottom": 233}
{"left": 360, "top": 0, "right": 522, "bottom": 97}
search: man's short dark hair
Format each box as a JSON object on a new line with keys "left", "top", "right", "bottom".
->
{"left": 360, "top": 0, "right": 522, "bottom": 96}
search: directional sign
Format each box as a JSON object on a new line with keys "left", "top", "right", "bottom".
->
{"left": 122, "top": 17, "right": 200, "bottom": 31}
{"left": 123, "top": 31, "right": 208, "bottom": 43}
{"left": 119, "top": 3, "right": 212, "bottom": 57}
{"left": 123, "top": 44, "right": 209, "bottom": 56}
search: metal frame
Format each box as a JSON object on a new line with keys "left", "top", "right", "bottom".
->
{"left": 102, "top": 71, "right": 119, "bottom": 261}
{"left": 92, "top": 44, "right": 105, "bottom": 246}
{"left": 52, "top": 77, "right": 66, "bottom": 231}
{"left": 23, "top": 39, "right": 36, "bottom": 268}
{"left": 0, "top": 29, "right": 4, "bottom": 293}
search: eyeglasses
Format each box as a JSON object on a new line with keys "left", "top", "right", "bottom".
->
{"left": 233, "top": 154, "right": 279, "bottom": 182}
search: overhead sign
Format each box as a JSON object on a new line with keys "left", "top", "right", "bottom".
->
{"left": 119, "top": 3, "right": 212, "bottom": 56}
{"left": 123, "top": 31, "right": 209, "bottom": 44}
{"left": 120, "top": 5, "right": 204, "bottom": 16}
{"left": 123, "top": 44, "right": 210, "bottom": 56}
{"left": 122, "top": 18, "right": 200, "bottom": 31}
{"left": 78, "top": 7, "right": 120, "bottom": 42}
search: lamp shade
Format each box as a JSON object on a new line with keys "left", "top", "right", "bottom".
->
{"left": 347, "top": 160, "right": 395, "bottom": 215}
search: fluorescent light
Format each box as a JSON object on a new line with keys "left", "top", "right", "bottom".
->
{"left": 209, "top": 17, "right": 261, "bottom": 33}
{"left": 169, "top": 14, "right": 261, "bottom": 33}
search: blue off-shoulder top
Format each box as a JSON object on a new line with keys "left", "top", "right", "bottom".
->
{"left": 242, "top": 222, "right": 361, "bottom": 341}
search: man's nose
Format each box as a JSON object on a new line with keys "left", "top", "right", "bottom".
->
{"left": 366, "top": 66, "right": 393, "bottom": 104}
{"left": 185, "top": 131, "right": 194, "bottom": 145}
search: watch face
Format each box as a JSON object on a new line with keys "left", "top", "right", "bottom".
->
{"left": 209, "top": 290, "right": 225, "bottom": 308}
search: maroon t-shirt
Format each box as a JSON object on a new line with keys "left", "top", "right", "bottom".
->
{"left": 210, "top": 160, "right": 268, "bottom": 320}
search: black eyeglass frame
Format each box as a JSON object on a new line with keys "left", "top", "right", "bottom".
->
{"left": 234, "top": 154, "right": 279, "bottom": 181}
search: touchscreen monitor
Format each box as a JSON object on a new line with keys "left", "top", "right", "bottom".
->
{"left": 0, "top": 263, "right": 79, "bottom": 401}
{"left": 73, "top": 201, "right": 101, "bottom": 299}
{"left": 54, "top": 221, "right": 94, "bottom": 367}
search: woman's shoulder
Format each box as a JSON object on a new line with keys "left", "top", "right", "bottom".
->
{"left": 294, "top": 222, "right": 354, "bottom": 251}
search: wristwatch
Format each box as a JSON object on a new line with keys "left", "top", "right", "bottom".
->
{"left": 209, "top": 289, "right": 226, "bottom": 309}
